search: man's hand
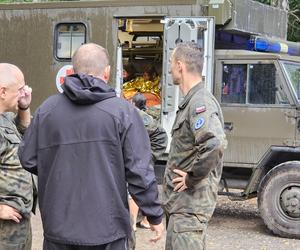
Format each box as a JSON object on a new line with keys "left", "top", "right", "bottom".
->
{"left": 0, "top": 204, "right": 22, "bottom": 223}
{"left": 172, "top": 169, "right": 188, "bottom": 192}
{"left": 149, "top": 222, "right": 164, "bottom": 243}
{"left": 18, "top": 85, "right": 32, "bottom": 110}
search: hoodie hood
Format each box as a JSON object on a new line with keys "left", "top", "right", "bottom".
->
{"left": 62, "top": 73, "right": 116, "bottom": 105}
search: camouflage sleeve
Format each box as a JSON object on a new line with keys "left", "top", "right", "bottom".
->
{"left": 147, "top": 122, "right": 168, "bottom": 163}
{"left": 2, "top": 111, "right": 28, "bottom": 135}
{"left": 138, "top": 109, "right": 168, "bottom": 163}
{"left": 185, "top": 99, "right": 225, "bottom": 188}
{"left": 18, "top": 111, "right": 39, "bottom": 175}
{"left": 0, "top": 113, "right": 13, "bottom": 156}
{"left": 15, "top": 117, "right": 29, "bottom": 135}
{"left": 123, "top": 107, "right": 163, "bottom": 225}
{"left": 0, "top": 132, "right": 5, "bottom": 156}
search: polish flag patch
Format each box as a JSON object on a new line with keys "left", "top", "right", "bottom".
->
{"left": 195, "top": 105, "right": 206, "bottom": 114}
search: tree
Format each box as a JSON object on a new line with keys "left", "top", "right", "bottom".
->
{"left": 287, "top": 0, "right": 300, "bottom": 41}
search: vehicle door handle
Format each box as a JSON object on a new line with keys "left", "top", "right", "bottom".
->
{"left": 224, "top": 122, "right": 233, "bottom": 131}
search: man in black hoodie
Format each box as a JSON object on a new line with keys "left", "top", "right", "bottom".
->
{"left": 18, "top": 43, "right": 164, "bottom": 250}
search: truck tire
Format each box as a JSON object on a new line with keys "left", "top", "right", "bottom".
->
{"left": 258, "top": 161, "right": 300, "bottom": 239}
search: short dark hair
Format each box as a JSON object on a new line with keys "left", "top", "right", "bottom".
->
{"left": 143, "top": 65, "right": 158, "bottom": 81}
{"left": 132, "top": 92, "right": 147, "bottom": 110}
{"left": 123, "top": 63, "right": 137, "bottom": 81}
{"left": 173, "top": 41, "right": 203, "bottom": 75}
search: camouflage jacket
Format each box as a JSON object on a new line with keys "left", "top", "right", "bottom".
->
{"left": 145, "top": 105, "right": 161, "bottom": 122}
{"left": 162, "top": 83, "right": 227, "bottom": 221}
{"left": 0, "top": 112, "right": 33, "bottom": 216}
{"left": 137, "top": 109, "right": 168, "bottom": 164}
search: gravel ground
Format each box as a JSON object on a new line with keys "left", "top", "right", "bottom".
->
{"left": 32, "top": 194, "right": 300, "bottom": 250}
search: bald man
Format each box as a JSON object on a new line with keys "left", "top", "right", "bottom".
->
{"left": 0, "top": 63, "right": 34, "bottom": 250}
{"left": 19, "top": 43, "right": 164, "bottom": 250}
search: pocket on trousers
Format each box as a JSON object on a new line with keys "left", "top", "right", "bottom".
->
{"left": 173, "top": 214, "right": 206, "bottom": 233}
{"left": 170, "top": 214, "right": 207, "bottom": 250}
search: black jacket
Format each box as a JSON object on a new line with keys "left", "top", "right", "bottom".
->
{"left": 19, "top": 74, "right": 163, "bottom": 245}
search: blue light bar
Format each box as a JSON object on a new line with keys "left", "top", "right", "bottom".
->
{"left": 248, "top": 36, "right": 300, "bottom": 56}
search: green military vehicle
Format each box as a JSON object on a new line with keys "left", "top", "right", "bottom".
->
{"left": 0, "top": 0, "right": 299, "bottom": 239}
{"left": 214, "top": 49, "right": 300, "bottom": 239}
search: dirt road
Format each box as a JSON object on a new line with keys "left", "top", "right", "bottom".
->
{"left": 31, "top": 196, "right": 300, "bottom": 250}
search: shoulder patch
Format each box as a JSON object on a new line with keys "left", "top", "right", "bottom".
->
{"left": 195, "top": 105, "right": 206, "bottom": 114}
{"left": 195, "top": 117, "right": 205, "bottom": 130}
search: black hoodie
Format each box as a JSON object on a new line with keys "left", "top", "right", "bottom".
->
{"left": 19, "top": 74, "right": 163, "bottom": 245}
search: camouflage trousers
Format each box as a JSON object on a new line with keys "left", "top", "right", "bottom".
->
{"left": 0, "top": 217, "right": 32, "bottom": 250}
{"left": 165, "top": 213, "right": 207, "bottom": 250}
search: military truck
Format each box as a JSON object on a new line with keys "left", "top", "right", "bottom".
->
{"left": 0, "top": 0, "right": 299, "bottom": 239}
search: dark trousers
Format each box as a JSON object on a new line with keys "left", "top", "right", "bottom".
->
{"left": 43, "top": 238, "right": 128, "bottom": 250}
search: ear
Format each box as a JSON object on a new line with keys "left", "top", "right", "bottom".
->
{"left": 103, "top": 65, "right": 111, "bottom": 82}
{"left": 177, "top": 60, "right": 184, "bottom": 72}
{"left": 0, "top": 86, "right": 6, "bottom": 99}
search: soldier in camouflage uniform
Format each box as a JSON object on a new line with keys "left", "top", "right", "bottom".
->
{"left": 132, "top": 92, "right": 168, "bottom": 165}
{"left": 162, "top": 42, "right": 227, "bottom": 250}
{"left": 145, "top": 105, "right": 161, "bottom": 122}
{"left": 137, "top": 108, "right": 168, "bottom": 165}
{"left": 128, "top": 92, "right": 168, "bottom": 250}
{"left": 0, "top": 63, "right": 34, "bottom": 250}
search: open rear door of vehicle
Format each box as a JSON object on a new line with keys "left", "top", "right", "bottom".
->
{"left": 161, "top": 17, "right": 215, "bottom": 151}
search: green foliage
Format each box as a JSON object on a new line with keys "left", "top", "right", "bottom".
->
{"left": 287, "top": 1, "right": 300, "bottom": 42}
{"left": 0, "top": 0, "right": 33, "bottom": 2}
{"left": 255, "top": 0, "right": 272, "bottom": 4}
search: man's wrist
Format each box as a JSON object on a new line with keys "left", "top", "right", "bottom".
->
{"left": 18, "top": 105, "right": 30, "bottom": 111}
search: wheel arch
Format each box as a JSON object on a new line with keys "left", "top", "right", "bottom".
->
{"left": 245, "top": 146, "right": 300, "bottom": 195}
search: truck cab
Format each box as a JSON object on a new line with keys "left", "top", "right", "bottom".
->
{"left": 214, "top": 49, "right": 300, "bottom": 238}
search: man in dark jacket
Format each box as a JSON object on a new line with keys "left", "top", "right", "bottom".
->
{"left": 18, "top": 43, "right": 164, "bottom": 250}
